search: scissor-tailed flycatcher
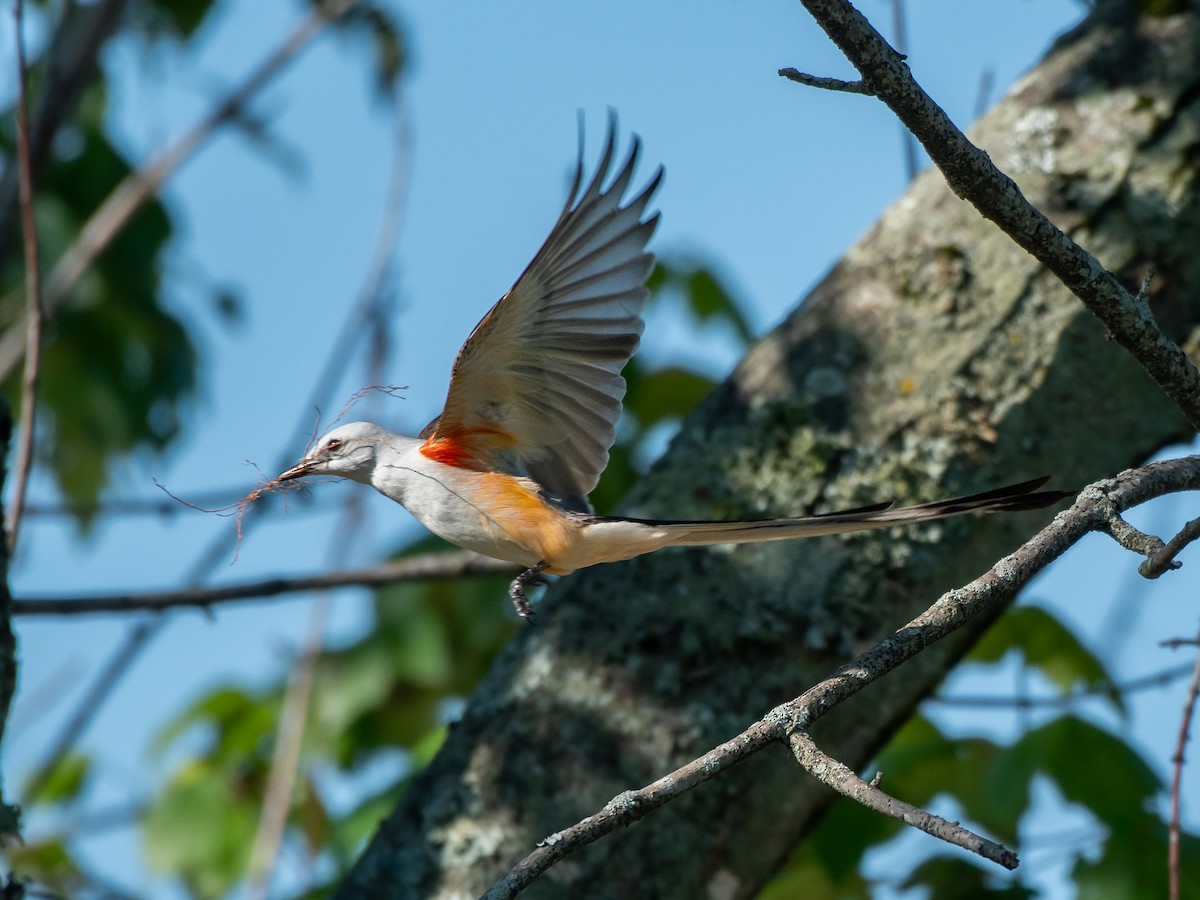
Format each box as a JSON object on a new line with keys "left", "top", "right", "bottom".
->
{"left": 280, "top": 117, "right": 1064, "bottom": 617}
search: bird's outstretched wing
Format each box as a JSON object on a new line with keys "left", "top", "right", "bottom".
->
{"left": 420, "top": 114, "right": 662, "bottom": 510}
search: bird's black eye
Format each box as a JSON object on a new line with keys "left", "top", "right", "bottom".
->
{"left": 326, "top": 439, "right": 344, "bottom": 453}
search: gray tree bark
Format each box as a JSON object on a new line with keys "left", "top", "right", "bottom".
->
{"left": 338, "top": 2, "right": 1200, "bottom": 897}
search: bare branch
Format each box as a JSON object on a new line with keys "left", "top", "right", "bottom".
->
{"left": 1141, "top": 516, "right": 1200, "bottom": 579}
{"left": 20, "top": 488, "right": 293, "bottom": 520}
{"left": 0, "top": 0, "right": 364, "bottom": 383}
{"left": 247, "top": 595, "right": 329, "bottom": 899}
{"left": 787, "top": 0, "right": 1200, "bottom": 430}
{"left": 788, "top": 730, "right": 1017, "bottom": 868}
{"left": 8, "top": 0, "right": 46, "bottom": 556}
{"left": 889, "top": 0, "right": 918, "bottom": 181}
{"left": 482, "top": 458, "right": 1200, "bottom": 897}
{"left": 1105, "top": 513, "right": 1168, "bottom": 559}
{"left": 12, "top": 551, "right": 515, "bottom": 617}
{"left": 1168, "top": 628, "right": 1200, "bottom": 900}
{"left": 777, "top": 67, "right": 873, "bottom": 94}
{"left": 934, "top": 663, "right": 1196, "bottom": 709}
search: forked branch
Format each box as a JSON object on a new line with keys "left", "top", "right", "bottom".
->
{"left": 482, "top": 458, "right": 1200, "bottom": 898}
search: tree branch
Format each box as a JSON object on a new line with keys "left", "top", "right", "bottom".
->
{"left": 934, "top": 662, "right": 1196, "bottom": 709}
{"left": 788, "top": 730, "right": 1017, "bottom": 868}
{"left": 481, "top": 458, "right": 1200, "bottom": 898}
{"left": 777, "top": 67, "right": 873, "bottom": 94}
{"left": 787, "top": 0, "right": 1200, "bottom": 431}
{"left": 1168, "top": 628, "right": 1200, "bottom": 900}
{"left": 8, "top": 0, "right": 46, "bottom": 557}
{"left": 1141, "top": 516, "right": 1200, "bottom": 579}
{"left": 12, "top": 552, "right": 516, "bottom": 616}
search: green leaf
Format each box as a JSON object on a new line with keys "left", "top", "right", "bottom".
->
{"left": 1073, "top": 812, "right": 1200, "bottom": 899}
{"left": 993, "top": 715, "right": 1160, "bottom": 827}
{"left": 970, "top": 606, "right": 1118, "bottom": 707}
{"left": 339, "top": 5, "right": 409, "bottom": 95}
{"left": 143, "top": 763, "right": 258, "bottom": 897}
{"left": 2, "top": 88, "right": 198, "bottom": 520}
{"left": 623, "top": 362, "right": 716, "bottom": 431}
{"left": 648, "top": 259, "right": 755, "bottom": 346}
{"left": 142, "top": 0, "right": 220, "bottom": 39}
{"left": 23, "top": 753, "right": 90, "bottom": 806}
{"left": 4, "top": 836, "right": 85, "bottom": 897}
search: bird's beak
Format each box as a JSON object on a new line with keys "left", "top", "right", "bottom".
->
{"left": 277, "top": 459, "right": 313, "bottom": 482}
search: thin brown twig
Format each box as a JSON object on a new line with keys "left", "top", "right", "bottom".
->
{"left": 1141, "top": 516, "right": 1200, "bottom": 579}
{"left": 788, "top": 730, "right": 1017, "bottom": 868}
{"left": 933, "top": 663, "right": 1196, "bottom": 709}
{"left": 247, "top": 593, "right": 329, "bottom": 899}
{"left": 8, "top": 0, "right": 46, "bottom": 557}
{"left": 889, "top": 0, "right": 918, "bottom": 181}
{"left": 777, "top": 67, "right": 873, "bottom": 94}
{"left": 1163, "top": 637, "right": 1200, "bottom": 650}
{"left": 18, "top": 487, "right": 311, "bottom": 520}
{"left": 12, "top": 551, "right": 515, "bottom": 616}
{"left": 0, "top": 0, "right": 363, "bottom": 383}
{"left": 481, "top": 458, "right": 1200, "bottom": 898}
{"left": 1168, "top": 626, "right": 1200, "bottom": 900}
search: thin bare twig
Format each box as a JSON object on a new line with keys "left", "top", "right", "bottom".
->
{"left": 889, "top": 0, "right": 918, "bottom": 181}
{"left": 1168, "top": 627, "right": 1200, "bottom": 900}
{"left": 482, "top": 458, "right": 1200, "bottom": 898}
{"left": 777, "top": 67, "right": 873, "bottom": 94}
{"left": 8, "top": 0, "right": 46, "bottom": 556}
{"left": 247, "top": 593, "right": 329, "bottom": 899}
{"left": 789, "top": 730, "right": 1017, "bottom": 868}
{"left": 973, "top": 67, "right": 994, "bottom": 121}
{"left": 1141, "top": 516, "right": 1200, "bottom": 579}
{"left": 20, "top": 486, "right": 305, "bottom": 520}
{"left": 0, "top": 0, "right": 363, "bottom": 383}
{"left": 787, "top": 0, "right": 1200, "bottom": 431}
{"left": 13, "top": 551, "right": 515, "bottom": 616}
{"left": 934, "top": 663, "right": 1196, "bottom": 709}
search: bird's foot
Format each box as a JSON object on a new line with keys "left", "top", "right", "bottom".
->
{"left": 509, "top": 561, "right": 549, "bottom": 622}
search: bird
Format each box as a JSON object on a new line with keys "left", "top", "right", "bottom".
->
{"left": 279, "top": 115, "right": 1066, "bottom": 618}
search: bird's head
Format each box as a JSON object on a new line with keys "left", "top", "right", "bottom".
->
{"left": 278, "top": 421, "right": 393, "bottom": 485}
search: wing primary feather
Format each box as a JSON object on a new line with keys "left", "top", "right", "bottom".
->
{"left": 427, "top": 113, "right": 663, "bottom": 500}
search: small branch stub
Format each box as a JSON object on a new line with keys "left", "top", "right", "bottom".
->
{"left": 778, "top": 67, "right": 875, "bottom": 95}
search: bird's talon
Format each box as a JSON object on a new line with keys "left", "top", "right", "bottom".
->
{"left": 509, "top": 562, "right": 549, "bottom": 621}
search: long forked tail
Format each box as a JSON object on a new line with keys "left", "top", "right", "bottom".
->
{"left": 610, "top": 477, "right": 1070, "bottom": 549}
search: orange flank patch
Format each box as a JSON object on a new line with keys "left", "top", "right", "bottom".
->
{"left": 472, "top": 471, "right": 579, "bottom": 572}
{"left": 419, "top": 425, "right": 516, "bottom": 470}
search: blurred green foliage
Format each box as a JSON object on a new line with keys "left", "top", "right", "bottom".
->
{"left": 0, "top": 0, "right": 407, "bottom": 522}
{"left": 762, "top": 604, "right": 1200, "bottom": 899}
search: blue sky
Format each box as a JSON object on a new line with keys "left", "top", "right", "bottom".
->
{"left": 8, "top": 1, "right": 1200, "bottom": 896}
